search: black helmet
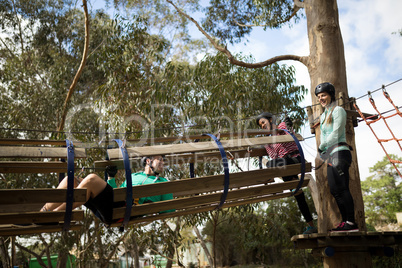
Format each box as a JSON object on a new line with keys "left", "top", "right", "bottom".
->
{"left": 315, "top": 82, "right": 336, "bottom": 100}
{"left": 256, "top": 112, "right": 273, "bottom": 126}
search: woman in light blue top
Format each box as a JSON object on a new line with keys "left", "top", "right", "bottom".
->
{"left": 315, "top": 82, "right": 358, "bottom": 232}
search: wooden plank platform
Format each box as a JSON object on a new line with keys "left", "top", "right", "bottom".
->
{"left": 0, "top": 210, "right": 85, "bottom": 225}
{"left": 0, "top": 189, "right": 87, "bottom": 205}
{"left": 0, "top": 146, "right": 86, "bottom": 158}
{"left": 112, "top": 178, "right": 310, "bottom": 219}
{"left": 0, "top": 161, "right": 78, "bottom": 173}
{"left": 113, "top": 163, "right": 311, "bottom": 201}
{"left": 94, "top": 148, "right": 267, "bottom": 169}
{"left": 291, "top": 231, "right": 402, "bottom": 257}
{"left": 107, "top": 135, "right": 303, "bottom": 159}
{"left": 0, "top": 139, "right": 68, "bottom": 146}
{"left": 110, "top": 192, "right": 294, "bottom": 227}
{"left": 0, "top": 189, "right": 87, "bottom": 213}
{"left": 117, "top": 129, "right": 285, "bottom": 145}
{"left": 0, "top": 223, "right": 83, "bottom": 236}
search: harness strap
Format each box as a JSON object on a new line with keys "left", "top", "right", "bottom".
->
{"left": 280, "top": 129, "right": 305, "bottom": 196}
{"left": 321, "top": 142, "right": 353, "bottom": 161}
{"left": 203, "top": 133, "right": 230, "bottom": 209}
{"left": 189, "top": 139, "right": 199, "bottom": 179}
{"left": 113, "top": 139, "right": 132, "bottom": 232}
{"left": 63, "top": 139, "right": 75, "bottom": 232}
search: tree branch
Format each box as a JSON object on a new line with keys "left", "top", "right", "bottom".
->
{"left": 234, "top": 3, "right": 302, "bottom": 28}
{"left": 57, "top": 0, "right": 90, "bottom": 133}
{"left": 294, "top": 0, "right": 305, "bottom": 9}
{"left": 15, "top": 242, "right": 49, "bottom": 268}
{"left": 166, "top": 0, "right": 307, "bottom": 68}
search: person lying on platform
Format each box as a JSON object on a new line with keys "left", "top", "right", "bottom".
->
{"left": 256, "top": 112, "right": 318, "bottom": 235}
{"left": 40, "top": 155, "right": 174, "bottom": 225}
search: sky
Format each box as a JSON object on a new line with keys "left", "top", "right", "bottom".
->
{"left": 91, "top": 0, "right": 402, "bottom": 180}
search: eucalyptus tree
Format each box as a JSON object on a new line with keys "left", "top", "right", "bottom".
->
{"left": 164, "top": 0, "right": 367, "bottom": 241}
{"left": 361, "top": 155, "right": 402, "bottom": 226}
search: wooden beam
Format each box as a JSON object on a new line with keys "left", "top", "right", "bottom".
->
{"left": 122, "top": 130, "right": 284, "bottom": 144}
{"left": 0, "top": 223, "right": 83, "bottom": 236}
{"left": 0, "top": 210, "right": 85, "bottom": 224}
{"left": 291, "top": 231, "right": 402, "bottom": 249}
{"left": 113, "top": 163, "right": 311, "bottom": 201}
{"left": 0, "top": 204, "right": 43, "bottom": 213}
{"left": 0, "top": 147, "right": 86, "bottom": 158}
{"left": 110, "top": 192, "right": 293, "bottom": 226}
{"left": 0, "top": 139, "right": 68, "bottom": 146}
{"left": 108, "top": 134, "right": 303, "bottom": 159}
{"left": 0, "top": 161, "right": 74, "bottom": 173}
{"left": 93, "top": 147, "right": 268, "bottom": 169}
{"left": 112, "top": 179, "right": 310, "bottom": 218}
{"left": 0, "top": 189, "right": 87, "bottom": 205}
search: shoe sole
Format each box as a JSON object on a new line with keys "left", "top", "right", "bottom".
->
{"left": 330, "top": 229, "right": 359, "bottom": 232}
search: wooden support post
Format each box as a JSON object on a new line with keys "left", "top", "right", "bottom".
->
{"left": 11, "top": 236, "right": 15, "bottom": 268}
{"left": 348, "top": 97, "right": 358, "bottom": 127}
{"left": 323, "top": 252, "right": 372, "bottom": 268}
{"left": 306, "top": 106, "right": 316, "bottom": 134}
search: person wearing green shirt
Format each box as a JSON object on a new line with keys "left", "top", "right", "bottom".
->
{"left": 107, "top": 156, "right": 174, "bottom": 212}
{"left": 40, "top": 155, "right": 174, "bottom": 225}
{"left": 315, "top": 82, "right": 358, "bottom": 232}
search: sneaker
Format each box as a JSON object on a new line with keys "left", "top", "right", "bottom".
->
{"left": 330, "top": 222, "right": 359, "bottom": 232}
{"left": 303, "top": 226, "right": 318, "bottom": 234}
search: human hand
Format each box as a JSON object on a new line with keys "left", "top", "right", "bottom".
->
{"left": 105, "top": 165, "right": 118, "bottom": 178}
{"left": 284, "top": 117, "right": 293, "bottom": 129}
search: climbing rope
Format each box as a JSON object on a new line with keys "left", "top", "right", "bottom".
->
{"left": 353, "top": 86, "right": 402, "bottom": 178}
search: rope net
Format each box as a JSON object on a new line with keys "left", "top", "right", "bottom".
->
{"left": 354, "top": 86, "right": 402, "bottom": 178}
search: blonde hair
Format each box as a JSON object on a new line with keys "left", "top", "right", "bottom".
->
{"left": 325, "top": 103, "right": 335, "bottom": 125}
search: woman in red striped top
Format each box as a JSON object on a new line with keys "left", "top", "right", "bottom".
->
{"left": 256, "top": 112, "right": 317, "bottom": 234}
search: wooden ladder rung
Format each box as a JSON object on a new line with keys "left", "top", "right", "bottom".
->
{"left": 0, "top": 161, "right": 75, "bottom": 173}
{"left": 113, "top": 163, "right": 311, "bottom": 201}
{"left": 0, "top": 210, "right": 85, "bottom": 225}
{"left": 94, "top": 148, "right": 268, "bottom": 169}
{"left": 0, "top": 223, "right": 83, "bottom": 236}
{"left": 0, "top": 146, "right": 86, "bottom": 158}
{"left": 0, "top": 189, "right": 87, "bottom": 206}
{"left": 112, "top": 178, "right": 310, "bottom": 219}
{"left": 110, "top": 192, "right": 293, "bottom": 226}
{"left": 107, "top": 135, "right": 303, "bottom": 159}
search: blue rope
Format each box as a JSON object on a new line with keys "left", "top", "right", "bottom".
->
{"left": 113, "top": 139, "right": 132, "bottom": 232}
{"left": 281, "top": 130, "right": 305, "bottom": 195}
{"left": 189, "top": 139, "right": 199, "bottom": 179}
{"left": 63, "top": 139, "right": 75, "bottom": 232}
{"left": 202, "top": 134, "right": 230, "bottom": 209}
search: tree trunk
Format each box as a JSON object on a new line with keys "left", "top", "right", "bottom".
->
{"left": 57, "top": 252, "right": 68, "bottom": 268}
{"left": 0, "top": 237, "right": 10, "bottom": 268}
{"left": 305, "top": 0, "right": 371, "bottom": 266}
{"left": 131, "top": 237, "right": 140, "bottom": 268}
{"left": 194, "top": 226, "right": 213, "bottom": 268}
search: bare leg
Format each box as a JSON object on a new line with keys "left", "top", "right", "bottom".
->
{"left": 42, "top": 174, "right": 107, "bottom": 211}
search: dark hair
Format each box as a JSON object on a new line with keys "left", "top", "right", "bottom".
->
{"left": 255, "top": 112, "right": 273, "bottom": 126}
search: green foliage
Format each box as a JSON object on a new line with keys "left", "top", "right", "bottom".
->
{"left": 202, "top": 0, "right": 302, "bottom": 44}
{"left": 1, "top": 1, "right": 309, "bottom": 267}
{"left": 201, "top": 195, "right": 319, "bottom": 267}
{"left": 361, "top": 155, "right": 402, "bottom": 225}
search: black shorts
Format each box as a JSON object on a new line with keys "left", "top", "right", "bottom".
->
{"left": 84, "top": 184, "right": 126, "bottom": 224}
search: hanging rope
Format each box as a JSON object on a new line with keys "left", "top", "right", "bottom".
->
{"left": 113, "top": 139, "right": 133, "bottom": 232}
{"left": 353, "top": 87, "right": 402, "bottom": 178}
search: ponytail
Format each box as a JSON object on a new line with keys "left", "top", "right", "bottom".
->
{"left": 326, "top": 106, "right": 334, "bottom": 124}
